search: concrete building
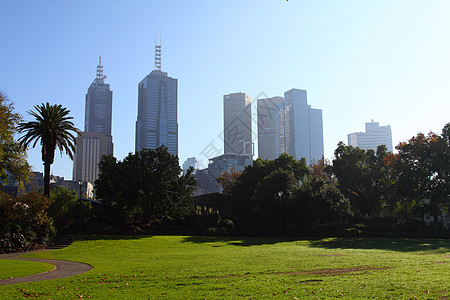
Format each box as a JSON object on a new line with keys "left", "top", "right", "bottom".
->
{"left": 275, "top": 88, "right": 324, "bottom": 165}
{"left": 73, "top": 132, "right": 113, "bottom": 184}
{"left": 257, "top": 96, "right": 284, "bottom": 160}
{"left": 73, "top": 58, "right": 114, "bottom": 183}
{"left": 347, "top": 120, "right": 393, "bottom": 153}
{"left": 195, "top": 153, "right": 253, "bottom": 195}
{"left": 135, "top": 42, "right": 178, "bottom": 156}
{"left": 17, "top": 172, "right": 94, "bottom": 198}
{"left": 223, "top": 92, "right": 252, "bottom": 156}
{"left": 183, "top": 157, "right": 199, "bottom": 175}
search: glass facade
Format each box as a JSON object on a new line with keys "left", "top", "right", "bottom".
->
{"left": 135, "top": 70, "right": 178, "bottom": 156}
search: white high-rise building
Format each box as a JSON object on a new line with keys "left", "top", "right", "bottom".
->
{"left": 347, "top": 120, "right": 393, "bottom": 153}
{"left": 274, "top": 88, "right": 324, "bottom": 165}
{"left": 73, "top": 132, "right": 113, "bottom": 183}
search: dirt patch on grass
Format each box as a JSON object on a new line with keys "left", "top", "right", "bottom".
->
{"left": 320, "top": 254, "right": 343, "bottom": 257}
{"left": 433, "top": 261, "right": 449, "bottom": 264}
{"left": 208, "top": 267, "right": 389, "bottom": 280}
{"left": 297, "top": 279, "right": 323, "bottom": 284}
{"left": 273, "top": 266, "right": 389, "bottom": 276}
{"left": 443, "top": 255, "right": 450, "bottom": 258}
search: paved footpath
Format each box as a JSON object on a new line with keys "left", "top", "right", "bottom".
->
{"left": 0, "top": 249, "right": 93, "bottom": 286}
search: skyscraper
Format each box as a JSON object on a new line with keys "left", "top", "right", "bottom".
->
{"left": 257, "top": 96, "right": 284, "bottom": 160}
{"left": 347, "top": 120, "right": 393, "bottom": 152}
{"left": 135, "top": 42, "right": 178, "bottom": 156}
{"left": 223, "top": 92, "right": 252, "bottom": 155}
{"left": 73, "top": 57, "right": 114, "bottom": 183}
{"left": 183, "top": 157, "right": 199, "bottom": 175}
{"left": 84, "top": 57, "right": 113, "bottom": 136}
{"left": 274, "top": 88, "right": 323, "bottom": 165}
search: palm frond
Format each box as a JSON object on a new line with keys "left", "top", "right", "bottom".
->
{"left": 18, "top": 102, "right": 80, "bottom": 158}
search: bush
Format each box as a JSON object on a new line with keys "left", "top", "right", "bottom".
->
{"left": 0, "top": 190, "right": 55, "bottom": 252}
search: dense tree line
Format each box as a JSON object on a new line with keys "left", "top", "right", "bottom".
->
{"left": 219, "top": 154, "right": 352, "bottom": 235}
{"left": 216, "top": 122, "right": 449, "bottom": 235}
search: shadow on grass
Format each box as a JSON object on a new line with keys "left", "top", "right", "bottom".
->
{"left": 182, "top": 236, "right": 450, "bottom": 253}
{"left": 182, "top": 236, "right": 301, "bottom": 246}
{"left": 74, "top": 234, "right": 153, "bottom": 242}
{"left": 307, "top": 237, "right": 450, "bottom": 253}
{"left": 74, "top": 235, "right": 450, "bottom": 253}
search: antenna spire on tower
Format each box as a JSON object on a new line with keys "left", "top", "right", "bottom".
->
{"left": 154, "top": 30, "right": 162, "bottom": 71}
{"left": 96, "top": 56, "right": 106, "bottom": 83}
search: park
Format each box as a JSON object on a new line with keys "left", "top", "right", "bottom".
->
{"left": 1, "top": 235, "right": 450, "bottom": 299}
{"left": 1, "top": 85, "right": 449, "bottom": 299}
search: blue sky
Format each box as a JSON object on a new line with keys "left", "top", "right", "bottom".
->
{"left": 1, "top": 1, "right": 449, "bottom": 179}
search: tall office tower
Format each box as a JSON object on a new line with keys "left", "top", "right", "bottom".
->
{"left": 257, "top": 96, "right": 284, "bottom": 160}
{"left": 135, "top": 42, "right": 178, "bottom": 156}
{"left": 276, "top": 88, "right": 324, "bottom": 165}
{"left": 347, "top": 120, "right": 393, "bottom": 152}
{"left": 223, "top": 92, "right": 252, "bottom": 155}
{"left": 85, "top": 57, "right": 113, "bottom": 136}
{"left": 73, "top": 57, "right": 114, "bottom": 183}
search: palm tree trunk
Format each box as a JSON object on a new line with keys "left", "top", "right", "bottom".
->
{"left": 43, "top": 161, "right": 51, "bottom": 197}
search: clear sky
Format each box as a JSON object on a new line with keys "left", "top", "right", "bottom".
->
{"left": 1, "top": 1, "right": 449, "bottom": 179}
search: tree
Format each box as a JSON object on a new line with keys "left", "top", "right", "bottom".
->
{"left": 229, "top": 153, "right": 310, "bottom": 232}
{"left": 294, "top": 176, "right": 352, "bottom": 227}
{"left": 331, "top": 142, "right": 391, "bottom": 217}
{"left": 310, "top": 156, "right": 335, "bottom": 183}
{"left": 18, "top": 103, "right": 79, "bottom": 197}
{"left": 0, "top": 92, "right": 30, "bottom": 186}
{"left": 216, "top": 168, "right": 241, "bottom": 195}
{"left": 386, "top": 124, "right": 449, "bottom": 223}
{"left": 253, "top": 169, "right": 300, "bottom": 234}
{"left": 95, "top": 146, "right": 197, "bottom": 223}
{"left": 48, "top": 186, "right": 79, "bottom": 231}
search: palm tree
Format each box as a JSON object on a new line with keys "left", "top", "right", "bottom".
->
{"left": 18, "top": 103, "right": 80, "bottom": 197}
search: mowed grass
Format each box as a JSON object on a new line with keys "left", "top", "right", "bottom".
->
{"left": 0, "top": 260, "right": 54, "bottom": 280}
{"left": 0, "top": 236, "right": 449, "bottom": 299}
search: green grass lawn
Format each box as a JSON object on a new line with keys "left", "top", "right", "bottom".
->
{"left": 0, "top": 236, "right": 449, "bottom": 299}
{"left": 0, "top": 260, "right": 54, "bottom": 280}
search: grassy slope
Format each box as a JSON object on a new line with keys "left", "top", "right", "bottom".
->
{"left": 0, "top": 260, "right": 54, "bottom": 280}
{"left": 0, "top": 236, "right": 449, "bottom": 299}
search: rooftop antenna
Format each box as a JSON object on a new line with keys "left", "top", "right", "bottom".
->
{"left": 96, "top": 56, "right": 106, "bottom": 83}
{"left": 154, "top": 30, "right": 162, "bottom": 71}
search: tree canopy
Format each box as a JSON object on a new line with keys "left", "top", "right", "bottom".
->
{"left": 95, "top": 146, "right": 197, "bottom": 223}
{"left": 331, "top": 142, "right": 391, "bottom": 217}
{"left": 0, "top": 92, "right": 30, "bottom": 186}
{"left": 385, "top": 124, "right": 450, "bottom": 222}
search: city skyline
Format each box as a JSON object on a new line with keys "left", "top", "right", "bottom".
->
{"left": 2, "top": 1, "right": 450, "bottom": 179}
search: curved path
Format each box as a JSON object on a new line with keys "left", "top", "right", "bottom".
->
{"left": 0, "top": 249, "right": 93, "bottom": 286}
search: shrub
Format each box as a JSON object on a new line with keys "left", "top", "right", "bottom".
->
{"left": 0, "top": 190, "right": 55, "bottom": 252}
